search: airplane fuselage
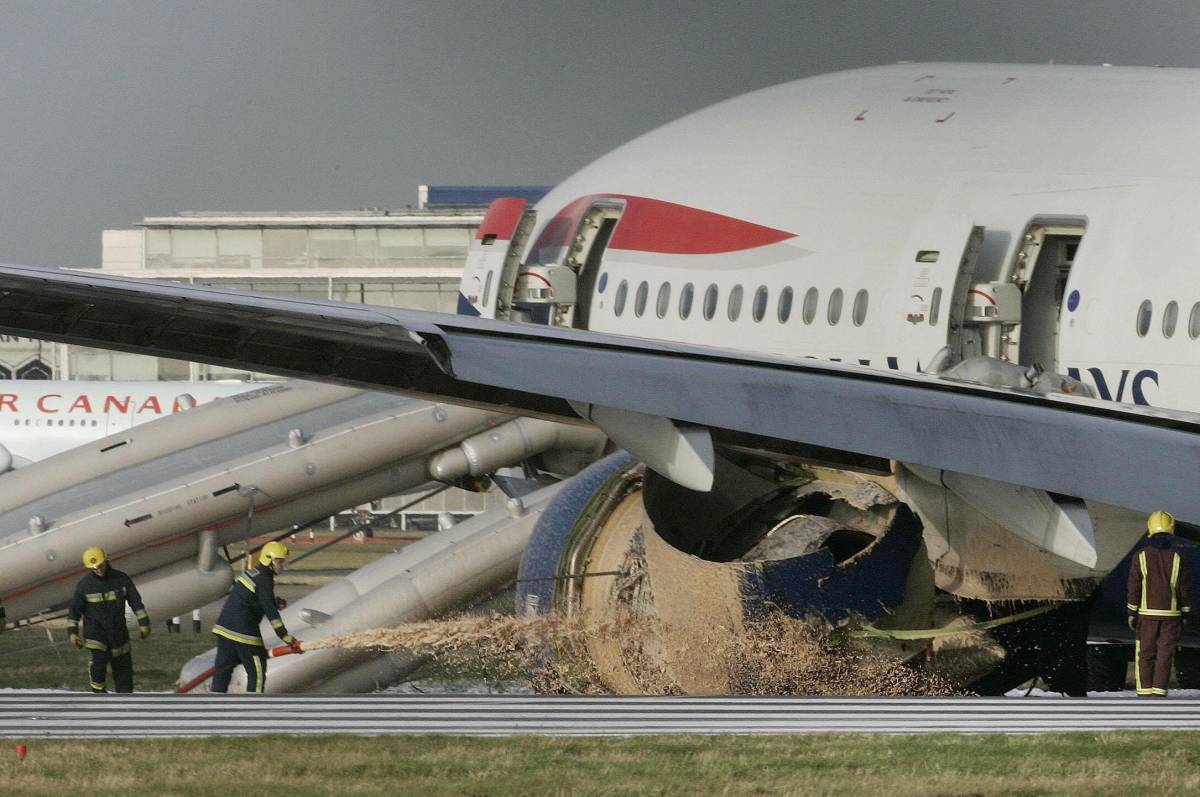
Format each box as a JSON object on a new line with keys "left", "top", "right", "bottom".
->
{"left": 458, "top": 62, "right": 1200, "bottom": 599}
{"left": 466, "top": 63, "right": 1200, "bottom": 413}
{"left": 0, "top": 382, "right": 252, "bottom": 463}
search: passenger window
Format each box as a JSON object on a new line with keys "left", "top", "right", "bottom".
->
{"left": 679, "top": 283, "right": 695, "bottom": 319}
{"left": 1136, "top": 300, "right": 1152, "bottom": 337}
{"left": 802, "top": 288, "right": 819, "bottom": 325}
{"left": 778, "top": 287, "right": 793, "bottom": 323}
{"left": 827, "top": 288, "right": 844, "bottom": 325}
{"left": 614, "top": 280, "right": 628, "bottom": 316}
{"left": 634, "top": 281, "right": 649, "bottom": 317}
{"left": 728, "top": 285, "right": 744, "bottom": 321}
{"left": 703, "top": 284, "right": 719, "bottom": 320}
{"left": 852, "top": 289, "right": 869, "bottom": 327}
{"left": 752, "top": 286, "right": 768, "bottom": 322}
{"left": 1163, "top": 300, "right": 1179, "bottom": 338}
{"left": 929, "top": 287, "right": 943, "bottom": 327}
{"left": 656, "top": 283, "right": 671, "bottom": 319}
{"left": 1190, "top": 302, "right": 1200, "bottom": 340}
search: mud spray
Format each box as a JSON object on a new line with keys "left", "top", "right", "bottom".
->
{"left": 308, "top": 610, "right": 958, "bottom": 696}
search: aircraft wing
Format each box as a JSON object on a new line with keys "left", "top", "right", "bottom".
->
{"left": 1, "top": 262, "right": 1199, "bottom": 520}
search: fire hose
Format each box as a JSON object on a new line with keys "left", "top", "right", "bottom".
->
{"left": 175, "top": 642, "right": 301, "bottom": 693}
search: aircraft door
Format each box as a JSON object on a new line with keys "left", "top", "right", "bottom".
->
{"left": 563, "top": 203, "right": 623, "bottom": 329}
{"left": 1007, "top": 221, "right": 1084, "bottom": 373}
{"left": 458, "top": 198, "right": 537, "bottom": 320}
{"left": 894, "top": 213, "right": 984, "bottom": 369}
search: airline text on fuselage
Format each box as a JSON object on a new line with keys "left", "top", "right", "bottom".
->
{"left": 0, "top": 394, "right": 197, "bottom": 415}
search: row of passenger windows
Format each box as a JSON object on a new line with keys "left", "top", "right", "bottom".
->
{"left": 11, "top": 419, "right": 100, "bottom": 427}
{"left": 611, "top": 281, "right": 871, "bottom": 326}
{"left": 1135, "top": 300, "right": 1200, "bottom": 339}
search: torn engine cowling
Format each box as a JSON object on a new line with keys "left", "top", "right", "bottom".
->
{"left": 515, "top": 451, "right": 935, "bottom": 693}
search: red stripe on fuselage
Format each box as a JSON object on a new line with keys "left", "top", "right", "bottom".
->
{"left": 475, "top": 197, "right": 528, "bottom": 242}
{"left": 530, "top": 194, "right": 795, "bottom": 257}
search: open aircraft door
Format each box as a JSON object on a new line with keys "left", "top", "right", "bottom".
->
{"left": 893, "top": 213, "right": 984, "bottom": 370}
{"left": 458, "top": 198, "right": 537, "bottom": 320}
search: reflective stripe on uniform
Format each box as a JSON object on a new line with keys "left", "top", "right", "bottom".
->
{"left": 85, "top": 591, "right": 120, "bottom": 603}
{"left": 84, "top": 638, "right": 107, "bottom": 652}
{"left": 252, "top": 655, "right": 264, "bottom": 692}
{"left": 1170, "top": 553, "right": 1181, "bottom": 613}
{"left": 110, "top": 642, "right": 131, "bottom": 657}
{"left": 1135, "top": 638, "right": 1142, "bottom": 693}
{"left": 271, "top": 619, "right": 286, "bottom": 630}
{"left": 1139, "top": 608, "right": 1182, "bottom": 617}
{"left": 212, "top": 624, "right": 263, "bottom": 646}
{"left": 236, "top": 575, "right": 257, "bottom": 593}
{"left": 135, "top": 609, "right": 149, "bottom": 621}
{"left": 89, "top": 681, "right": 107, "bottom": 693}
{"left": 1140, "top": 551, "right": 1149, "bottom": 611}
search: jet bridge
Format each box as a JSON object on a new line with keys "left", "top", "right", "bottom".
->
{"left": 0, "top": 381, "right": 601, "bottom": 629}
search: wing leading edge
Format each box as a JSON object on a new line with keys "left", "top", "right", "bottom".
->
{"left": 1, "top": 262, "right": 1198, "bottom": 521}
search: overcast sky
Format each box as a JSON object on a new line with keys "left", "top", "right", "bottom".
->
{"left": 4, "top": 1, "right": 1200, "bottom": 266}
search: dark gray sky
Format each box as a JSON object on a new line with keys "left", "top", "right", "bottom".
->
{"left": 4, "top": 1, "right": 1200, "bottom": 266}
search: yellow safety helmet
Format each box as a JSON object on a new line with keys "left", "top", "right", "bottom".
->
{"left": 259, "top": 541, "right": 289, "bottom": 566}
{"left": 82, "top": 547, "right": 108, "bottom": 569}
{"left": 1147, "top": 510, "right": 1176, "bottom": 536}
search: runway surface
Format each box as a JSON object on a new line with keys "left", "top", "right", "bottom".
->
{"left": 2, "top": 694, "right": 1199, "bottom": 737}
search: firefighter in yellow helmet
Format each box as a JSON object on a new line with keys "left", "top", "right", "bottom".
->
{"left": 210, "top": 541, "right": 302, "bottom": 692}
{"left": 1127, "top": 511, "right": 1193, "bottom": 696}
{"left": 66, "top": 547, "right": 151, "bottom": 693}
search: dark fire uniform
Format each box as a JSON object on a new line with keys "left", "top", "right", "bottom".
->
{"left": 211, "top": 566, "right": 295, "bottom": 692}
{"left": 1127, "top": 537, "right": 1193, "bottom": 696}
{"left": 67, "top": 568, "right": 150, "bottom": 693}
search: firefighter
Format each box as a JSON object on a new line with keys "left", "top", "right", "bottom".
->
{"left": 1127, "top": 510, "right": 1193, "bottom": 697}
{"left": 211, "top": 541, "right": 302, "bottom": 693}
{"left": 67, "top": 547, "right": 151, "bottom": 693}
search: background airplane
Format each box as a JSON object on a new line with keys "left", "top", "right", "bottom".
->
{"left": 0, "top": 380, "right": 251, "bottom": 468}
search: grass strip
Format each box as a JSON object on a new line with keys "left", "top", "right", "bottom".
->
{"left": 1, "top": 732, "right": 1198, "bottom": 797}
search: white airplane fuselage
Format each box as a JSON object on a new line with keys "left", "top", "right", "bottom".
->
{"left": 0, "top": 381, "right": 251, "bottom": 464}
{"left": 460, "top": 62, "right": 1200, "bottom": 600}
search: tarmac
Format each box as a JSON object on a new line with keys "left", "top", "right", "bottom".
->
{"left": 2, "top": 693, "right": 1198, "bottom": 737}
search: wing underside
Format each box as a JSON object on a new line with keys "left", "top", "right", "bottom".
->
{"left": 1, "top": 262, "right": 1199, "bottom": 521}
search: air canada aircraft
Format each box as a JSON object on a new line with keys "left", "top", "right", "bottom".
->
{"left": 3, "top": 62, "right": 1200, "bottom": 691}
{"left": 0, "top": 381, "right": 249, "bottom": 468}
